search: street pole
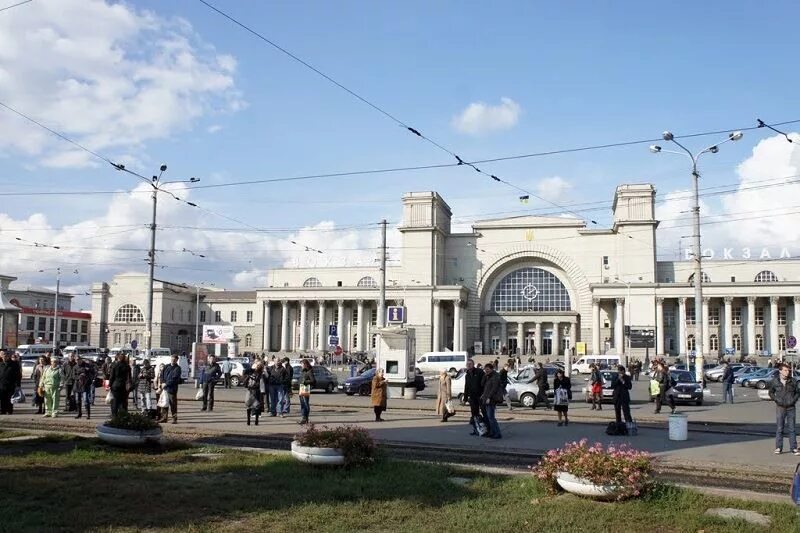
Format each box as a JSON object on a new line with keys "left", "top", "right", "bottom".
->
{"left": 52, "top": 267, "right": 60, "bottom": 353}
{"left": 146, "top": 186, "right": 157, "bottom": 353}
{"left": 195, "top": 285, "right": 200, "bottom": 345}
{"left": 626, "top": 282, "right": 631, "bottom": 369}
{"left": 378, "top": 219, "right": 387, "bottom": 328}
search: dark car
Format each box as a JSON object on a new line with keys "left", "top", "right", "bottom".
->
{"left": 291, "top": 365, "right": 339, "bottom": 393}
{"left": 339, "top": 368, "right": 425, "bottom": 395}
{"left": 583, "top": 370, "right": 619, "bottom": 404}
{"left": 666, "top": 370, "right": 704, "bottom": 406}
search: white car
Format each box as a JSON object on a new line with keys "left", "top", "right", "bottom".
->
{"left": 21, "top": 359, "right": 37, "bottom": 379}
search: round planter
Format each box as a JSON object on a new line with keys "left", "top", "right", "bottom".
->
{"left": 291, "top": 440, "right": 345, "bottom": 466}
{"left": 96, "top": 424, "right": 162, "bottom": 446}
{"left": 555, "top": 472, "right": 626, "bottom": 500}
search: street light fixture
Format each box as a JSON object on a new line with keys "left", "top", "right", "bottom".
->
{"left": 650, "top": 129, "right": 743, "bottom": 382}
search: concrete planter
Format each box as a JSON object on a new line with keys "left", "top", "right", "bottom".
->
{"left": 96, "top": 424, "right": 162, "bottom": 446}
{"left": 555, "top": 472, "right": 626, "bottom": 500}
{"left": 291, "top": 440, "right": 345, "bottom": 466}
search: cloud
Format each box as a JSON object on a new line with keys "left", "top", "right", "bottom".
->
{"left": 207, "top": 125, "right": 223, "bottom": 134}
{"left": 0, "top": 0, "right": 243, "bottom": 168}
{"left": 535, "top": 176, "right": 573, "bottom": 203}
{"left": 451, "top": 97, "right": 521, "bottom": 135}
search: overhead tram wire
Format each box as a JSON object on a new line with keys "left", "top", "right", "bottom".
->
{"left": 0, "top": 0, "right": 32, "bottom": 14}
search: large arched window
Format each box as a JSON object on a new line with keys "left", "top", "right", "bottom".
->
{"left": 754, "top": 271, "right": 778, "bottom": 283}
{"left": 357, "top": 276, "right": 377, "bottom": 288}
{"left": 490, "top": 267, "right": 571, "bottom": 313}
{"left": 688, "top": 272, "right": 711, "bottom": 283}
{"left": 303, "top": 277, "right": 322, "bottom": 287}
{"left": 114, "top": 304, "right": 144, "bottom": 323}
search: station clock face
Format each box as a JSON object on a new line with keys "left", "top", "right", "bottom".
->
{"left": 521, "top": 284, "right": 539, "bottom": 302}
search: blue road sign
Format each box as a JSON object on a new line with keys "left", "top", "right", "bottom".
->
{"left": 130, "top": 339, "right": 138, "bottom": 350}
{"left": 387, "top": 306, "right": 406, "bottom": 324}
{"left": 327, "top": 335, "right": 339, "bottom": 347}
{"left": 789, "top": 336, "right": 797, "bottom": 349}
{"left": 328, "top": 324, "right": 337, "bottom": 336}
{"left": 724, "top": 347, "right": 734, "bottom": 355}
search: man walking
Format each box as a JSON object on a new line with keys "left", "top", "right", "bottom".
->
{"left": 109, "top": 353, "right": 131, "bottom": 416}
{"left": 74, "top": 359, "right": 94, "bottom": 419}
{"left": 721, "top": 360, "right": 735, "bottom": 404}
{"left": 0, "top": 351, "right": 19, "bottom": 414}
{"left": 268, "top": 359, "right": 285, "bottom": 417}
{"left": 161, "top": 355, "right": 182, "bottom": 424}
{"left": 768, "top": 363, "right": 800, "bottom": 455}
{"left": 532, "top": 363, "right": 551, "bottom": 410}
{"left": 479, "top": 363, "right": 503, "bottom": 439}
{"left": 281, "top": 357, "right": 293, "bottom": 416}
{"left": 201, "top": 356, "right": 222, "bottom": 412}
{"left": 463, "top": 359, "right": 485, "bottom": 434}
{"left": 499, "top": 364, "right": 513, "bottom": 411}
{"left": 61, "top": 353, "right": 77, "bottom": 413}
{"left": 137, "top": 359, "right": 155, "bottom": 414}
{"left": 221, "top": 357, "right": 233, "bottom": 389}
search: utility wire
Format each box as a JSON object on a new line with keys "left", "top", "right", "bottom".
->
{"left": 0, "top": 0, "right": 32, "bottom": 13}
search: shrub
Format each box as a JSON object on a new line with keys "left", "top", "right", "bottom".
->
{"left": 104, "top": 411, "right": 160, "bottom": 432}
{"left": 295, "top": 425, "right": 377, "bottom": 466}
{"left": 534, "top": 438, "right": 652, "bottom": 500}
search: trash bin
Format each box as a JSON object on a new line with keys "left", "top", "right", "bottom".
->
{"left": 668, "top": 413, "right": 688, "bottom": 441}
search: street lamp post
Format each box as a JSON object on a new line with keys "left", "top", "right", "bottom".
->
{"left": 194, "top": 282, "right": 214, "bottom": 344}
{"left": 615, "top": 277, "right": 632, "bottom": 367}
{"left": 52, "top": 267, "right": 60, "bottom": 354}
{"left": 650, "top": 130, "right": 743, "bottom": 383}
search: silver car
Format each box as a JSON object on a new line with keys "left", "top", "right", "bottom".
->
{"left": 506, "top": 376, "right": 540, "bottom": 408}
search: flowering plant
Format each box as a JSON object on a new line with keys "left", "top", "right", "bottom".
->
{"left": 294, "top": 425, "right": 377, "bottom": 466}
{"left": 534, "top": 439, "right": 652, "bottom": 500}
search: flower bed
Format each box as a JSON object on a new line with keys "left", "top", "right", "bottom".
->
{"left": 97, "top": 411, "right": 162, "bottom": 446}
{"left": 534, "top": 439, "right": 652, "bottom": 500}
{"left": 293, "top": 425, "right": 376, "bottom": 466}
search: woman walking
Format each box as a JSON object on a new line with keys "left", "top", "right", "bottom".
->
{"left": 245, "top": 362, "right": 264, "bottom": 426}
{"left": 436, "top": 369, "right": 453, "bottom": 422}
{"left": 589, "top": 363, "right": 603, "bottom": 410}
{"left": 41, "top": 357, "right": 61, "bottom": 418}
{"left": 32, "top": 356, "right": 46, "bottom": 414}
{"left": 298, "top": 360, "right": 316, "bottom": 425}
{"left": 371, "top": 368, "right": 387, "bottom": 422}
{"left": 553, "top": 368, "right": 572, "bottom": 426}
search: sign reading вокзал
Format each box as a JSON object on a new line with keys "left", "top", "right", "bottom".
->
{"left": 202, "top": 325, "right": 234, "bottom": 344}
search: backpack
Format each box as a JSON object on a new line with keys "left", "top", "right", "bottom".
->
{"left": 605, "top": 421, "right": 628, "bottom": 436}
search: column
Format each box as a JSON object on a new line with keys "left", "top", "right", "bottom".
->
{"left": 615, "top": 298, "right": 625, "bottom": 355}
{"left": 262, "top": 300, "right": 271, "bottom": 352}
{"left": 356, "top": 300, "right": 365, "bottom": 352}
{"left": 516, "top": 322, "right": 525, "bottom": 356}
{"left": 483, "top": 321, "right": 490, "bottom": 355}
{"left": 552, "top": 322, "right": 560, "bottom": 358}
{"left": 724, "top": 297, "right": 733, "bottom": 352}
{"left": 299, "top": 300, "right": 308, "bottom": 351}
{"left": 534, "top": 322, "right": 542, "bottom": 357}
{"left": 453, "top": 300, "right": 462, "bottom": 352}
{"left": 770, "top": 296, "right": 780, "bottom": 356}
{"left": 317, "top": 300, "right": 326, "bottom": 351}
{"left": 280, "top": 300, "right": 289, "bottom": 352}
{"left": 678, "top": 298, "right": 687, "bottom": 355}
{"left": 337, "top": 300, "right": 346, "bottom": 350}
{"left": 655, "top": 298, "right": 665, "bottom": 356}
{"left": 592, "top": 298, "right": 601, "bottom": 355}
{"left": 500, "top": 320, "right": 507, "bottom": 354}
{"left": 567, "top": 321, "right": 577, "bottom": 374}
{"left": 432, "top": 299, "right": 441, "bottom": 351}
{"left": 701, "top": 297, "right": 710, "bottom": 358}
{"left": 747, "top": 297, "right": 756, "bottom": 355}
{"left": 460, "top": 304, "right": 466, "bottom": 353}
{"left": 794, "top": 296, "right": 800, "bottom": 339}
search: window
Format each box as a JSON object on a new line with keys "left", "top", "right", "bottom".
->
{"left": 371, "top": 309, "right": 377, "bottom": 326}
{"left": 214, "top": 311, "right": 221, "bottom": 322}
{"left": 114, "top": 304, "right": 145, "bottom": 323}
{"left": 60, "top": 320, "right": 68, "bottom": 332}
{"left": 709, "top": 306, "right": 720, "bottom": 326}
{"left": 38, "top": 317, "right": 47, "bottom": 331}
{"left": 732, "top": 307, "right": 742, "bottom": 326}
{"left": 303, "top": 277, "right": 322, "bottom": 287}
{"left": 664, "top": 309, "right": 674, "bottom": 327}
{"left": 779, "top": 334, "right": 787, "bottom": 351}
{"left": 71, "top": 320, "right": 78, "bottom": 333}
{"left": 754, "top": 271, "right": 778, "bottom": 283}
{"left": 490, "top": 267, "right": 571, "bottom": 313}
{"left": 755, "top": 307, "right": 764, "bottom": 326}
{"left": 687, "top": 334, "right": 696, "bottom": 352}
{"left": 200, "top": 311, "right": 206, "bottom": 322}
{"left": 231, "top": 311, "right": 237, "bottom": 322}
{"left": 333, "top": 308, "right": 339, "bottom": 325}
{"left": 70, "top": 334, "right": 77, "bottom": 343}
{"left": 733, "top": 334, "right": 741, "bottom": 352}
{"left": 688, "top": 272, "right": 711, "bottom": 283}
{"left": 245, "top": 334, "right": 252, "bottom": 347}
{"left": 602, "top": 256, "right": 609, "bottom": 267}
{"left": 81, "top": 322, "right": 87, "bottom": 334}
{"left": 114, "top": 333, "right": 121, "bottom": 345}
{"left": 246, "top": 310, "right": 253, "bottom": 322}
{"left": 26, "top": 316, "right": 34, "bottom": 330}
{"left": 352, "top": 311, "right": 358, "bottom": 327}
{"left": 686, "top": 307, "right": 696, "bottom": 325}
{"left": 709, "top": 334, "right": 719, "bottom": 352}
{"left": 731, "top": 276, "right": 736, "bottom": 282}
{"left": 357, "top": 276, "right": 377, "bottom": 288}
{"left": 80, "top": 335, "right": 87, "bottom": 343}
{"left": 755, "top": 334, "right": 764, "bottom": 352}
{"left": 778, "top": 306, "right": 787, "bottom": 325}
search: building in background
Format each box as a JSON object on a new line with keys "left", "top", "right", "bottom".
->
{"left": 6, "top": 278, "right": 90, "bottom": 348}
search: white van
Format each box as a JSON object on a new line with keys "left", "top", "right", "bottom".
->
{"left": 15, "top": 344, "right": 52, "bottom": 358}
{"left": 572, "top": 355, "right": 620, "bottom": 375}
{"left": 62, "top": 346, "right": 101, "bottom": 359}
{"left": 151, "top": 354, "right": 189, "bottom": 381}
{"left": 416, "top": 351, "right": 468, "bottom": 373}
{"left": 143, "top": 348, "right": 172, "bottom": 358}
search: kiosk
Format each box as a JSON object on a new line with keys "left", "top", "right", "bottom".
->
{"left": 374, "top": 326, "right": 417, "bottom": 399}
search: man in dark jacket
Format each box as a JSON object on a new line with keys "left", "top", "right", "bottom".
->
{"left": 463, "top": 359, "right": 485, "bottom": 432}
{"left": 612, "top": 365, "right": 633, "bottom": 426}
{"left": 479, "top": 364, "right": 504, "bottom": 439}
{"left": 161, "top": 355, "right": 182, "bottom": 423}
{"left": 268, "top": 361, "right": 286, "bottom": 417}
{"left": 61, "top": 353, "right": 77, "bottom": 412}
{"left": 721, "top": 360, "right": 735, "bottom": 404}
{"left": 0, "top": 350, "right": 21, "bottom": 414}
{"left": 201, "top": 356, "right": 222, "bottom": 412}
{"left": 768, "top": 363, "right": 800, "bottom": 455}
{"left": 109, "top": 354, "right": 131, "bottom": 416}
{"left": 281, "top": 357, "right": 293, "bottom": 416}
{"left": 532, "top": 363, "right": 551, "bottom": 410}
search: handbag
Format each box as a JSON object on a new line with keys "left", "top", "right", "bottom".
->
{"left": 105, "top": 391, "right": 114, "bottom": 405}
{"left": 554, "top": 388, "right": 569, "bottom": 406}
{"left": 11, "top": 387, "right": 25, "bottom": 404}
{"left": 445, "top": 399, "right": 456, "bottom": 415}
{"left": 649, "top": 379, "right": 660, "bottom": 397}
{"left": 157, "top": 392, "right": 169, "bottom": 408}
{"left": 195, "top": 389, "right": 204, "bottom": 401}
{"left": 299, "top": 384, "right": 312, "bottom": 397}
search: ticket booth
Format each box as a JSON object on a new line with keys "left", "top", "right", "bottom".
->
{"left": 375, "top": 326, "right": 417, "bottom": 399}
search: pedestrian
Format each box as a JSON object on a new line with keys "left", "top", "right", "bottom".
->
{"left": 479, "top": 363, "right": 503, "bottom": 439}
{"left": 281, "top": 357, "right": 293, "bottom": 416}
{"left": 0, "top": 351, "right": 19, "bottom": 414}
{"left": 160, "top": 355, "right": 182, "bottom": 424}
{"left": 553, "top": 368, "right": 572, "bottom": 427}
{"left": 137, "top": 359, "right": 155, "bottom": 414}
{"left": 590, "top": 363, "right": 603, "bottom": 410}
{"left": 61, "top": 353, "right": 77, "bottom": 413}
{"left": 653, "top": 362, "right": 675, "bottom": 414}
{"left": 493, "top": 358, "right": 500, "bottom": 370}
{"left": 245, "top": 362, "right": 264, "bottom": 426}
{"left": 298, "top": 359, "right": 315, "bottom": 425}
{"left": 436, "top": 369, "right": 453, "bottom": 422}
{"left": 463, "top": 359, "right": 485, "bottom": 433}
{"left": 721, "top": 360, "right": 735, "bottom": 404}
{"left": 532, "top": 363, "right": 551, "bottom": 410}
{"left": 74, "top": 359, "right": 93, "bottom": 419}
{"left": 32, "top": 355, "right": 46, "bottom": 414}
{"left": 768, "top": 362, "right": 800, "bottom": 455}
{"left": 41, "top": 357, "right": 62, "bottom": 418}
{"left": 499, "top": 364, "right": 513, "bottom": 411}
{"left": 612, "top": 365, "right": 633, "bottom": 427}
{"left": 633, "top": 360, "right": 642, "bottom": 381}
{"left": 202, "top": 355, "right": 222, "bottom": 412}
{"left": 131, "top": 359, "right": 141, "bottom": 409}
{"left": 154, "top": 362, "right": 165, "bottom": 420}
{"left": 222, "top": 357, "right": 233, "bottom": 389}
{"left": 268, "top": 360, "right": 285, "bottom": 417}
{"left": 371, "top": 367, "right": 387, "bottom": 422}
{"left": 109, "top": 353, "right": 131, "bottom": 416}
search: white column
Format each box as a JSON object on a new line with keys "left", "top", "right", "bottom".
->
{"left": 500, "top": 320, "right": 507, "bottom": 355}
{"left": 794, "top": 296, "right": 800, "bottom": 339}
{"left": 299, "top": 300, "right": 308, "bottom": 351}
{"left": 262, "top": 300, "right": 271, "bottom": 352}
{"left": 678, "top": 298, "right": 687, "bottom": 355}
{"left": 317, "top": 300, "right": 326, "bottom": 351}
{"left": 702, "top": 297, "right": 710, "bottom": 359}
{"left": 337, "top": 300, "right": 346, "bottom": 350}
{"left": 483, "top": 321, "right": 490, "bottom": 355}
{"left": 432, "top": 299, "right": 441, "bottom": 351}
{"left": 280, "top": 300, "right": 290, "bottom": 352}
{"left": 534, "top": 322, "right": 541, "bottom": 357}
{"left": 592, "top": 298, "right": 601, "bottom": 355}
{"left": 724, "top": 297, "right": 733, "bottom": 353}
{"left": 567, "top": 321, "right": 576, "bottom": 374}
{"left": 770, "top": 296, "right": 780, "bottom": 356}
{"left": 453, "top": 300, "right": 462, "bottom": 352}
{"left": 747, "top": 297, "right": 756, "bottom": 355}
{"left": 356, "top": 299, "right": 365, "bottom": 352}
{"left": 516, "top": 322, "right": 525, "bottom": 356}
{"left": 552, "top": 322, "right": 560, "bottom": 358}
{"left": 656, "top": 298, "right": 665, "bottom": 356}
{"left": 615, "top": 298, "right": 625, "bottom": 355}
{"left": 460, "top": 304, "right": 466, "bottom": 353}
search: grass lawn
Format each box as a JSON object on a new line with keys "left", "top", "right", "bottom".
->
{"left": 0, "top": 438, "right": 797, "bottom": 532}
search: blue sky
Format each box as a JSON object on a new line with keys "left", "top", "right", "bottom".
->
{"left": 0, "top": 0, "right": 799, "bottom": 302}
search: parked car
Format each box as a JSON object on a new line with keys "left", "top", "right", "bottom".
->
{"left": 339, "top": 368, "right": 424, "bottom": 395}
{"left": 224, "top": 361, "right": 251, "bottom": 387}
{"left": 746, "top": 368, "right": 779, "bottom": 389}
{"left": 733, "top": 366, "right": 764, "bottom": 385}
{"left": 705, "top": 363, "right": 752, "bottom": 382}
{"left": 666, "top": 370, "right": 704, "bottom": 406}
{"left": 20, "top": 359, "right": 36, "bottom": 379}
{"left": 291, "top": 365, "right": 338, "bottom": 393}
{"left": 506, "top": 376, "right": 542, "bottom": 408}
{"left": 572, "top": 355, "right": 620, "bottom": 374}
{"left": 740, "top": 367, "right": 776, "bottom": 387}
{"left": 582, "top": 371, "right": 618, "bottom": 404}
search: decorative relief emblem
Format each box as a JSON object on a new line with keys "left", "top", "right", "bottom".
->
{"left": 521, "top": 284, "right": 539, "bottom": 301}
{"left": 525, "top": 229, "right": 534, "bottom": 241}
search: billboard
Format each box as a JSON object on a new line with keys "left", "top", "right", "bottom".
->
{"left": 202, "top": 325, "right": 233, "bottom": 344}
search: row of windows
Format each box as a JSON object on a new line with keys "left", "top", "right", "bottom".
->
{"left": 666, "top": 306, "right": 788, "bottom": 326}
{"left": 685, "top": 333, "right": 788, "bottom": 352}
{"left": 302, "top": 276, "right": 378, "bottom": 288}
{"left": 686, "top": 271, "right": 780, "bottom": 283}
{"left": 23, "top": 316, "right": 88, "bottom": 333}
